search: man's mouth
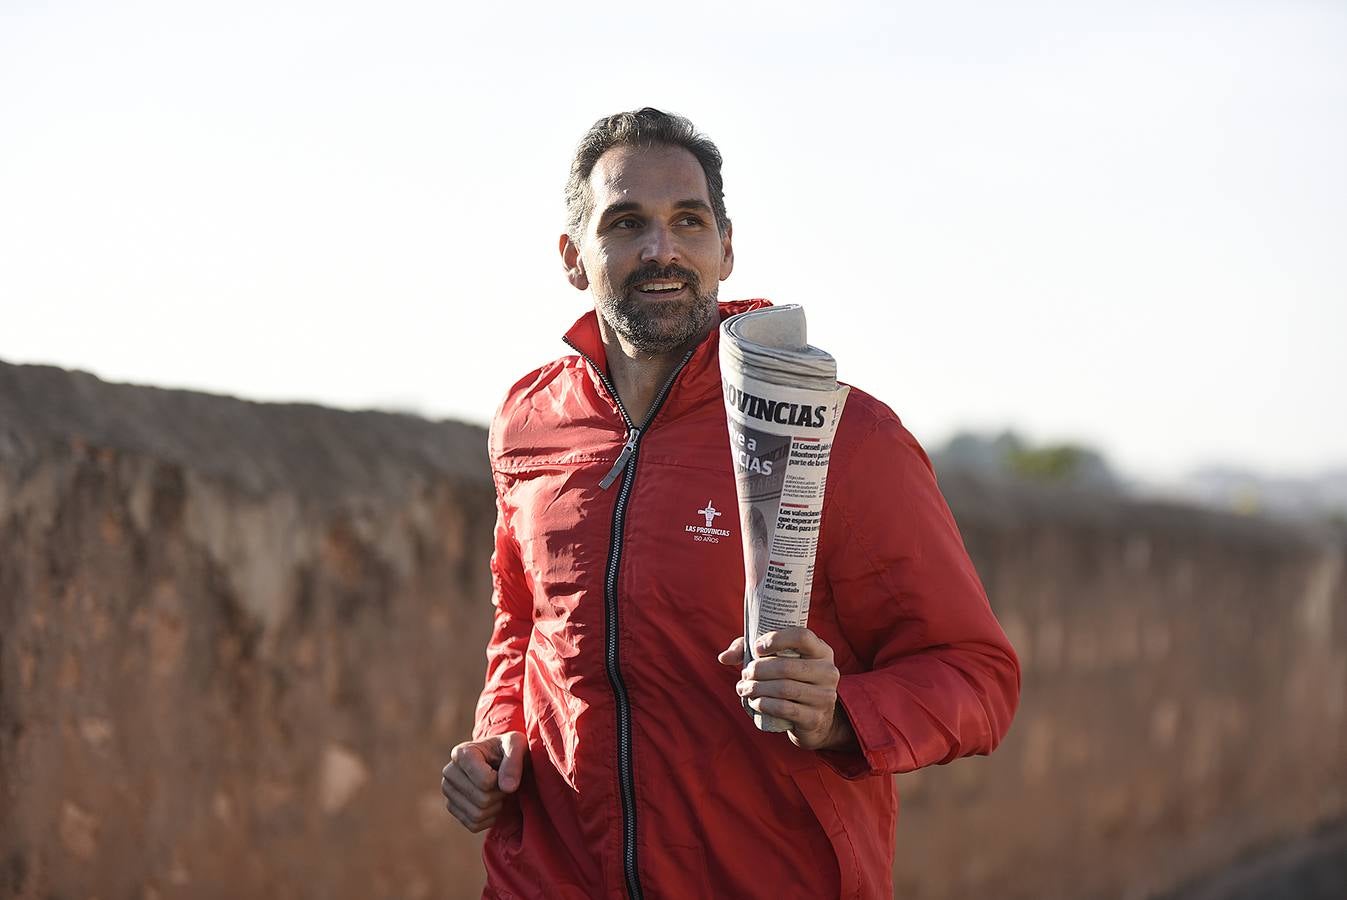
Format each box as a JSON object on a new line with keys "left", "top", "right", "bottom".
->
{"left": 634, "top": 280, "right": 687, "bottom": 296}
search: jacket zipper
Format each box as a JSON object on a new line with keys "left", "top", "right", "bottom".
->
{"left": 599, "top": 428, "right": 640, "bottom": 490}
{"left": 563, "top": 338, "right": 697, "bottom": 900}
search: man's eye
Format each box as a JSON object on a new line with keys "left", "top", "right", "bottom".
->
{"left": 677, "top": 215, "right": 704, "bottom": 226}
{"left": 613, "top": 218, "right": 640, "bottom": 229}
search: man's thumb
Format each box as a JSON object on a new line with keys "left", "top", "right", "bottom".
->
{"left": 718, "top": 636, "right": 746, "bottom": 666}
{"left": 497, "top": 731, "right": 526, "bottom": 793}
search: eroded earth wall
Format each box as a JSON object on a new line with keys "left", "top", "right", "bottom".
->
{"left": 1, "top": 362, "right": 496, "bottom": 899}
{"left": 893, "top": 476, "right": 1347, "bottom": 899}
{"left": 2, "top": 360, "right": 1344, "bottom": 900}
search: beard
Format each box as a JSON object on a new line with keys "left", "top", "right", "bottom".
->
{"left": 594, "top": 263, "right": 719, "bottom": 355}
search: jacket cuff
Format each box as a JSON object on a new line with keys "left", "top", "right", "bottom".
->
{"left": 473, "top": 702, "right": 525, "bottom": 741}
{"left": 820, "top": 673, "right": 917, "bottom": 779}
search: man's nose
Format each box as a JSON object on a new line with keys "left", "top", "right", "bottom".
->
{"left": 639, "top": 224, "right": 679, "bottom": 265}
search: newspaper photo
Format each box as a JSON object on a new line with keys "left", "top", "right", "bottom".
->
{"left": 719, "top": 305, "right": 850, "bottom": 733}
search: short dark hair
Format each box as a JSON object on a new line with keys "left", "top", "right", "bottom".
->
{"left": 565, "top": 107, "right": 730, "bottom": 240}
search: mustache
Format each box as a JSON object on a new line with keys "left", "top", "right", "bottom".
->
{"left": 622, "top": 263, "right": 702, "bottom": 294}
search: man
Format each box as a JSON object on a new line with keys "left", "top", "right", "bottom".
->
{"left": 441, "top": 108, "right": 1020, "bottom": 899}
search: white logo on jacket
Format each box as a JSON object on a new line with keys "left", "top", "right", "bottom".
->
{"left": 698, "top": 501, "right": 722, "bottom": 528}
{"left": 687, "top": 500, "right": 732, "bottom": 543}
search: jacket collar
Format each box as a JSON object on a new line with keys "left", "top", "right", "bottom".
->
{"left": 563, "top": 299, "right": 773, "bottom": 421}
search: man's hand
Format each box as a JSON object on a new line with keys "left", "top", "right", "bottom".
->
{"left": 441, "top": 731, "right": 526, "bottom": 833}
{"left": 718, "top": 627, "right": 857, "bottom": 752}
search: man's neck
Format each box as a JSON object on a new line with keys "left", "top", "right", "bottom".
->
{"left": 598, "top": 318, "right": 714, "bottom": 426}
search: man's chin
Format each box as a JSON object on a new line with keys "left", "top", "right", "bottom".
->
{"left": 622, "top": 325, "right": 702, "bottom": 354}
{"left": 601, "top": 296, "right": 716, "bottom": 354}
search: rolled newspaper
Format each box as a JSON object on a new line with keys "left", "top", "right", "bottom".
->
{"left": 719, "top": 305, "right": 850, "bottom": 733}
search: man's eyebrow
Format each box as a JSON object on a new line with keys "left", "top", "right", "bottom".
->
{"left": 597, "top": 201, "right": 642, "bottom": 222}
{"left": 673, "top": 199, "right": 714, "bottom": 214}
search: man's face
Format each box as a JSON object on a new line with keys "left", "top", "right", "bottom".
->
{"left": 560, "top": 144, "right": 734, "bottom": 354}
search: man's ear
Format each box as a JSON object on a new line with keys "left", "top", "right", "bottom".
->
{"left": 719, "top": 222, "right": 735, "bottom": 281}
{"left": 559, "top": 233, "right": 589, "bottom": 291}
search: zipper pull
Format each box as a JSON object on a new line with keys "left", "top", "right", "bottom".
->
{"left": 599, "top": 428, "right": 640, "bottom": 490}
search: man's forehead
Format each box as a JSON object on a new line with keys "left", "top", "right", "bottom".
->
{"left": 589, "top": 144, "right": 711, "bottom": 205}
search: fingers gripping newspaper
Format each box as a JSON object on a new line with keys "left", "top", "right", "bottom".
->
{"left": 719, "top": 305, "right": 850, "bottom": 733}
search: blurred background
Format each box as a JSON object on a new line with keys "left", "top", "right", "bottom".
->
{"left": 2, "top": 1, "right": 1344, "bottom": 898}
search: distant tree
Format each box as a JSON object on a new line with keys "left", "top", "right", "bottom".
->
{"left": 936, "top": 430, "right": 1025, "bottom": 476}
{"left": 1008, "top": 443, "right": 1116, "bottom": 487}
{"left": 932, "top": 431, "right": 1120, "bottom": 492}
{"left": 1008, "top": 444, "right": 1083, "bottom": 480}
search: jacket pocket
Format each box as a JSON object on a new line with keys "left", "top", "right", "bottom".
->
{"left": 790, "top": 767, "right": 864, "bottom": 900}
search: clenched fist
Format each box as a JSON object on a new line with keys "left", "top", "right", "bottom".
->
{"left": 441, "top": 731, "right": 527, "bottom": 833}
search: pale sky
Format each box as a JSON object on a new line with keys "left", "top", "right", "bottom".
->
{"left": 2, "top": 0, "right": 1344, "bottom": 481}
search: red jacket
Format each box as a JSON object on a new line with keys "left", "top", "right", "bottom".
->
{"left": 475, "top": 300, "right": 1020, "bottom": 899}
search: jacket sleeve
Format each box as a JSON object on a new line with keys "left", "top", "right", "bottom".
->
{"left": 472, "top": 473, "right": 534, "bottom": 740}
{"left": 818, "top": 414, "right": 1021, "bottom": 779}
